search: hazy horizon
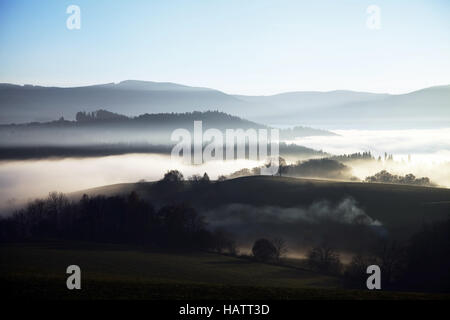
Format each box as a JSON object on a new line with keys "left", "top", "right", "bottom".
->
{"left": 1, "top": 79, "right": 449, "bottom": 96}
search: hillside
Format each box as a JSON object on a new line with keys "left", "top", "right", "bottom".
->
{"left": 1, "top": 81, "right": 449, "bottom": 128}
{"left": 0, "top": 81, "right": 246, "bottom": 124}
{"left": 240, "top": 86, "right": 450, "bottom": 128}
{"left": 235, "top": 90, "right": 389, "bottom": 125}
{"left": 0, "top": 110, "right": 267, "bottom": 146}
{"left": 71, "top": 176, "right": 450, "bottom": 239}
{"left": 0, "top": 110, "right": 330, "bottom": 159}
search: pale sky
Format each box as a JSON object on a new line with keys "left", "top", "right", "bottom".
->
{"left": 0, "top": 0, "right": 449, "bottom": 95}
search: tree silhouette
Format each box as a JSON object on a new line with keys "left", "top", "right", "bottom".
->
{"left": 307, "top": 242, "right": 342, "bottom": 275}
{"left": 252, "top": 238, "right": 277, "bottom": 262}
{"left": 272, "top": 237, "right": 288, "bottom": 262}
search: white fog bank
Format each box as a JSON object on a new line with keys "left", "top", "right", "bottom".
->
{"left": 293, "top": 128, "right": 450, "bottom": 187}
{"left": 0, "top": 154, "right": 262, "bottom": 213}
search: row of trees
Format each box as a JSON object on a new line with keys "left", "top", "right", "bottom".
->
{"left": 364, "top": 170, "right": 435, "bottom": 187}
{"left": 328, "top": 152, "right": 414, "bottom": 163}
{"left": 222, "top": 157, "right": 353, "bottom": 180}
{"left": 154, "top": 170, "right": 213, "bottom": 196}
{"left": 282, "top": 158, "right": 353, "bottom": 179}
{"left": 330, "top": 151, "right": 375, "bottom": 162}
{"left": 76, "top": 110, "right": 129, "bottom": 122}
{"left": 0, "top": 191, "right": 234, "bottom": 253}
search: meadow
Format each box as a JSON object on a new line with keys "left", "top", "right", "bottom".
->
{"left": 1, "top": 242, "right": 447, "bottom": 300}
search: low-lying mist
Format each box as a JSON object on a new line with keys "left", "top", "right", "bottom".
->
{"left": 203, "top": 198, "right": 385, "bottom": 256}
{"left": 294, "top": 128, "right": 450, "bottom": 160}
{"left": 349, "top": 159, "right": 450, "bottom": 188}
{"left": 0, "top": 155, "right": 262, "bottom": 214}
{"left": 292, "top": 128, "right": 450, "bottom": 187}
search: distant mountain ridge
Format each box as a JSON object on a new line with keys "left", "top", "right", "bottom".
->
{"left": 0, "top": 80, "right": 243, "bottom": 124}
{"left": 93, "top": 80, "right": 214, "bottom": 92}
{"left": 1, "top": 80, "right": 449, "bottom": 128}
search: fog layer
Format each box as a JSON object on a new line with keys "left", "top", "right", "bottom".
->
{"left": 0, "top": 154, "right": 262, "bottom": 213}
{"left": 293, "top": 128, "right": 450, "bottom": 187}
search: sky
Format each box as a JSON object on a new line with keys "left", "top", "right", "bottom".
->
{"left": 0, "top": 0, "right": 449, "bottom": 95}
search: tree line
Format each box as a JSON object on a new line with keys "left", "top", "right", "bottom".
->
{"left": 0, "top": 190, "right": 234, "bottom": 254}
{"left": 364, "top": 170, "right": 435, "bottom": 187}
{"left": 249, "top": 218, "right": 450, "bottom": 293}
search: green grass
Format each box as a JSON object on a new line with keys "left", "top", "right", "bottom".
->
{"left": 2, "top": 243, "right": 448, "bottom": 300}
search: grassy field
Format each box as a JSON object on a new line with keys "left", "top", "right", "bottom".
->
{"left": 1, "top": 243, "right": 448, "bottom": 300}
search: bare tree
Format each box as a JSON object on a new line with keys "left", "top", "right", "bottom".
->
{"left": 278, "top": 157, "right": 287, "bottom": 176}
{"left": 272, "top": 237, "right": 288, "bottom": 262}
{"left": 307, "top": 242, "right": 342, "bottom": 275}
{"left": 374, "top": 240, "right": 406, "bottom": 285}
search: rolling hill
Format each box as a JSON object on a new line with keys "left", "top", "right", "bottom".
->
{"left": 0, "top": 111, "right": 333, "bottom": 160}
{"left": 0, "top": 81, "right": 246, "bottom": 124}
{"left": 70, "top": 176, "right": 450, "bottom": 239}
{"left": 1, "top": 80, "right": 449, "bottom": 128}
